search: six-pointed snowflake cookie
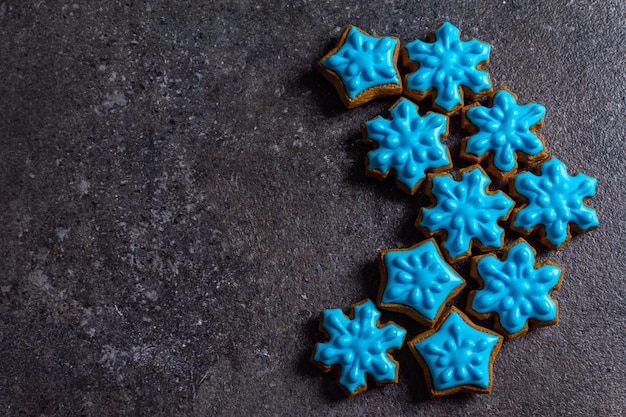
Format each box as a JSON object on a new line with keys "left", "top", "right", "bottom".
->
{"left": 408, "top": 307, "right": 503, "bottom": 398}
{"left": 310, "top": 299, "right": 406, "bottom": 397}
{"left": 417, "top": 165, "right": 515, "bottom": 263}
{"left": 363, "top": 98, "right": 452, "bottom": 194}
{"left": 467, "top": 239, "right": 564, "bottom": 340}
{"left": 312, "top": 22, "right": 600, "bottom": 400}
{"left": 317, "top": 25, "right": 402, "bottom": 108}
{"left": 461, "top": 88, "right": 547, "bottom": 179}
{"left": 378, "top": 238, "right": 465, "bottom": 327}
{"left": 510, "top": 157, "right": 599, "bottom": 250}
{"left": 402, "top": 22, "right": 492, "bottom": 115}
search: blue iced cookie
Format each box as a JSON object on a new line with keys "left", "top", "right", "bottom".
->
{"left": 408, "top": 307, "right": 503, "bottom": 397}
{"left": 378, "top": 238, "right": 465, "bottom": 327}
{"left": 402, "top": 22, "right": 492, "bottom": 115}
{"left": 510, "top": 157, "right": 599, "bottom": 250}
{"left": 363, "top": 98, "right": 451, "bottom": 194}
{"left": 467, "top": 239, "right": 564, "bottom": 340}
{"left": 417, "top": 165, "right": 515, "bottom": 263}
{"left": 310, "top": 299, "right": 406, "bottom": 397}
{"left": 318, "top": 25, "right": 402, "bottom": 108}
{"left": 461, "top": 88, "right": 547, "bottom": 180}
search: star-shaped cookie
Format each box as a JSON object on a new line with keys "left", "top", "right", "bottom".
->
{"left": 318, "top": 25, "right": 402, "bottom": 108}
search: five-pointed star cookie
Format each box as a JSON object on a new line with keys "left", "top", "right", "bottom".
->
{"left": 318, "top": 25, "right": 402, "bottom": 108}
{"left": 409, "top": 307, "right": 503, "bottom": 397}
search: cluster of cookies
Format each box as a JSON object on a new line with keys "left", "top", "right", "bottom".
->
{"left": 311, "top": 22, "right": 599, "bottom": 398}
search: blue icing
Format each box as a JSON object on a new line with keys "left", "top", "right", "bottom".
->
{"left": 364, "top": 98, "right": 450, "bottom": 193}
{"left": 413, "top": 309, "right": 502, "bottom": 391}
{"left": 322, "top": 26, "right": 400, "bottom": 100}
{"left": 464, "top": 89, "right": 546, "bottom": 175}
{"left": 404, "top": 22, "right": 491, "bottom": 112}
{"left": 512, "top": 157, "right": 599, "bottom": 249}
{"left": 471, "top": 240, "right": 563, "bottom": 336}
{"left": 312, "top": 300, "right": 406, "bottom": 395}
{"left": 419, "top": 166, "right": 514, "bottom": 261}
{"left": 380, "top": 239, "right": 464, "bottom": 323}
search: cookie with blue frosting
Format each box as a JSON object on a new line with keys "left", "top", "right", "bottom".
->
{"left": 417, "top": 165, "right": 515, "bottom": 263}
{"left": 509, "top": 157, "right": 599, "bottom": 250}
{"left": 378, "top": 239, "right": 465, "bottom": 327}
{"left": 461, "top": 88, "right": 547, "bottom": 180}
{"left": 402, "top": 22, "right": 492, "bottom": 115}
{"left": 362, "top": 98, "right": 452, "bottom": 194}
{"left": 467, "top": 239, "right": 564, "bottom": 340}
{"left": 408, "top": 307, "right": 503, "bottom": 397}
{"left": 317, "top": 25, "right": 402, "bottom": 108}
{"left": 310, "top": 299, "right": 406, "bottom": 397}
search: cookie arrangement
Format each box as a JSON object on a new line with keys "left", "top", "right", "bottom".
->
{"left": 310, "top": 22, "right": 599, "bottom": 398}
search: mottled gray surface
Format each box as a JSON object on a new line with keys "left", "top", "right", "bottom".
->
{"left": 1, "top": 1, "right": 625, "bottom": 416}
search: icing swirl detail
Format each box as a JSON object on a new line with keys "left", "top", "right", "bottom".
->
{"left": 462, "top": 88, "right": 546, "bottom": 178}
{"left": 312, "top": 300, "right": 406, "bottom": 396}
{"left": 511, "top": 157, "right": 599, "bottom": 249}
{"left": 321, "top": 26, "right": 401, "bottom": 100}
{"left": 418, "top": 166, "right": 514, "bottom": 262}
{"left": 364, "top": 98, "right": 451, "bottom": 194}
{"left": 404, "top": 22, "right": 491, "bottom": 113}
{"left": 469, "top": 239, "right": 563, "bottom": 338}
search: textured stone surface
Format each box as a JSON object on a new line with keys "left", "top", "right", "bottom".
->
{"left": 0, "top": 1, "right": 624, "bottom": 416}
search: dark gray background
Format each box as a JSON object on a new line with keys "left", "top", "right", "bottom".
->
{"left": 1, "top": 1, "right": 624, "bottom": 416}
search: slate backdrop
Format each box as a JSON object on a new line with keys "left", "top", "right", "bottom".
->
{"left": 1, "top": 1, "right": 624, "bottom": 416}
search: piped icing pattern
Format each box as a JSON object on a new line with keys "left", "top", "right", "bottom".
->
{"left": 468, "top": 239, "right": 563, "bottom": 339}
{"left": 462, "top": 88, "right": 546, "bottom": 179}
{"left": 418, "top": 165, "right": 515, "bottom": 262}
{"left": 319, "top": 25, "right": 401, "bottom": 107}
{"left": 511, "top": 157, "right": 599, "bottom": 250}
{"left": 379, "top": 239, "right": 465, "bottom": 326}
{"left": 403, "top": 22, "right": 491, "bottom": 114}
{"left": 363, "top": 98, "right": 451, "bottom": 194}
{"left": 409, "top": 308, "right": 503, "bottom": 396}
{"left": 311, "top": 299, "right": 406, "bottom": 396}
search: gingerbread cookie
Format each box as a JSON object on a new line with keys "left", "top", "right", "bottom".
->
{"left": 416, "top": 165, "right": 515, "bottom": 263}
{"left": 402, "top": 22, "right": 492, "bottom": 115}
{"left": 362, "top": 98, "right": 452, "bottom": 194}
{"left": 510, "top": 157, "right": 599, "bottom": 250}
{"left": 408, "top": 307, "right": 503, "bottom": 398}
{"left": 378, "top": 238, "right": 465, "bottom": 327}
{"left": 461, "top": 88, "right": 547, "bottom": 180}
{"left": 317, "top": 25, "right": 402, "bottom": 108}
{"left": 310, "top": 299, "right": 406, "bottom": 397}
{"left": 467, "top": 239, "right": 564, "bottom": 340}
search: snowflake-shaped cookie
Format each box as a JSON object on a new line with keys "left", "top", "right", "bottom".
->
{"left": 378, "top": 239, "right": 465, "bottom": 327}
{"left": 409, "top": 307, "right": 503, "bottom": 397}
{"left": 510, "top": 157, "right": 599, "bottom": 250}
{"left": 467, "top": 239, "right": 563, "bottom": 340}
{"left": 310, "top": 299, "right": 406, "bottom": 396}
{"left": 402, "top": 21, "right": 492, "bottom": 115}
{"left": 461, "top": 88, "right": 547, "bottom": 179}
{"left": 318, "top": 25, "right": 402, "bottom": 108}
{"left": 417, "top": 165, "right": 515, "bottom": 263}
{"left": 363, "top": 98, "right": 451, "bottom": 194}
